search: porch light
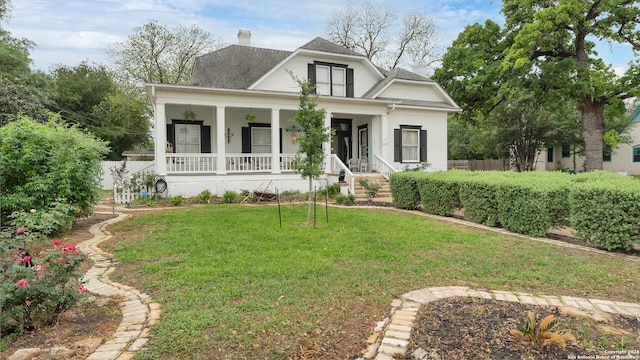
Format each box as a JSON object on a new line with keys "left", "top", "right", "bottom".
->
{"left": 291, "top": 134, "right": 297, "bottom": 144}
{"left": 226, "top": 128, "right": 234, "bottom": 143}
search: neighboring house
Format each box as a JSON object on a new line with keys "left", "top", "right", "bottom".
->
{"left": 541, "top": 106, "right": 640, "bottom": 175}
{"left": 145, "top": 30, "right": 460, "bottom": 197}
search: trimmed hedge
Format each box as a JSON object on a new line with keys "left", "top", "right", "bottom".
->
{"left": 458, "top": 175, "right": 501, "bottom": 227}
{"left": 389, "top": 172, "right": 422, "bottom": 210}
{"left": 416, "top": 171, "right": 465, "bottom": 216}
{"left": 570, "top": 171, "right": 640, "bottom": 251}
{"left": 388, "top": 169, "right": 639, "bottom": 251}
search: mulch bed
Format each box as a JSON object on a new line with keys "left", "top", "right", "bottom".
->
{"left": 405, "top": 297, "right": 640, "bottom": 360}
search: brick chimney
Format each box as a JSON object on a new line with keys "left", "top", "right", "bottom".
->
{"left": 237, "top": 29, "right": 251, "bottom": 46}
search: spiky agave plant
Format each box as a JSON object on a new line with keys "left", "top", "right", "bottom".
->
{"left": 510, "top": 311, "right": 576, "bottom": 349}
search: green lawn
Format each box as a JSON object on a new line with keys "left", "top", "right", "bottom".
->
{"left": 103, "top": 204, "right": 640, "bottom": 359}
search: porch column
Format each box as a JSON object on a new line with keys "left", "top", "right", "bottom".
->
{"left": 380, "top": 114, "right": 389, "bottom": 161}
{"left": 271, "top": 108, "right": 281, "bottom": 174}
{"left": 155, "top": 102, "right": 167, "bottom": 175}
{"left": 324, "top": 111, "right": 332, "bottom": 173}
{"left": 216, "top": 106, "right": 227, "bottom": 175}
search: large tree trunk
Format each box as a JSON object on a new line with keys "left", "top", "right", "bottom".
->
{"left": 580, "top": 98, "right": 605, "bottom": 172}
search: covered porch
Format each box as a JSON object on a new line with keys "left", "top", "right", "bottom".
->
{"left": 148, "top": 86, "right": 396, "bottom": 196}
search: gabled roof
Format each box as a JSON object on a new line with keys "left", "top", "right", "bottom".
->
{"left": 363, "top": 68, "right": 435, "bottom": 99}
{"left": 191, "top": 45, "right": 291, "bottom": 89}
{"left": 298, "top": 37, "right": 365, "bottom": 57}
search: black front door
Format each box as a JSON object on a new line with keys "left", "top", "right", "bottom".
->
{"left": 331, "top": 119, "right": 351, "bottom": 163}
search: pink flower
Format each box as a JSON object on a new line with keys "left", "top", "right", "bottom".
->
{"left": 21, "top": 255, "right": 31, "bottom": 263}
{"left": 53, "top": 240, "right": 62, "bottom": 246}
{"left": 17, "top": 279, "right": 28, "bottom": 287}
{"left": 16, "top": 227, "right": 25, "bottom": 235}
{"left": 55, "top": 257, "right": 63, "bottom": 263}
{"left": 63, "top": 244, "right": 76, "bottom": 252}
{"left": 78, "top": 285, "right": 88, "bottom": 294}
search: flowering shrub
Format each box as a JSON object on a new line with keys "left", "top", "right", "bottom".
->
{"left": 358, "top": 176, "right": 381, "bottom": 202}
{"left": 0, "top": 236, "right": 89, "bottom": 335}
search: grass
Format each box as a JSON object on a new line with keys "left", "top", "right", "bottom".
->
{"left": 103, "top": 204, "right": 640, "bottom": 359}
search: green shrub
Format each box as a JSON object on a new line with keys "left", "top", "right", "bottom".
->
{"left": 357, "top": 176, "right": 381, "bottom": 202}
{"left": 0, "top": 116, "right": 108, "bottom": 232}
{"left": 223, "top": 191, "right": 238, "bottom": 204}
{"left": 416, "top": 172, "right": 461, "bottom": 216}
{"left": 198, "top": 190, "right": 212, "bottom": 203}
{"left": 570, "top": 173, "right": 640, "bottom": 251}
{"left": 335, "top": 194, "right": 355, "bottom": 205}
{"left": 390, "top": 172, "right": 422, "bottom": 210}
{"left": 327, "top": 184, "right": 341, "bottom": 197}
{"left": 1, "top": 238, "right": 89, "bottom": 335}
{"left": 459, "top": 177, "right": 501, "bottom": 227}
{"left": 169, "top": 196, "right": 184, "bottom": 206}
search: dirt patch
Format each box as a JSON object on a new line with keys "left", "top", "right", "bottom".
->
{"left": 407, "top": 297, "right": 640, "bottom": 360}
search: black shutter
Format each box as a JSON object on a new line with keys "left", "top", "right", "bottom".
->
{"left": 419, "top": 130, "right": 427, "bottom": 162}
{"left": 201, "top": 126, "right": 211, "bottom": 153}
{"left": 166, "top": 124, "right": 175, "bottom": 149}
{"left": 241, "top": 127, "right": 251, "bottom": 153}
{"left": 279, "top": 128, "right": 283, "bottom": 153}
{"left": 346, "top": 68, "right": 354, "bottom": 98}
{"left": 308, "top": 63, "right": 316, "bottom": 94}
{"left": 394, "top": 129, "right": 402, "bottom": 162}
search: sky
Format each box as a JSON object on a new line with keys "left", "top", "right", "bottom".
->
{"left": 2, "top": 0, "right": 636, "bottom": 74}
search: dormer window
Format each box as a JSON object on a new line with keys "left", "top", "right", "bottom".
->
{"left": 308, "top": 61, "right": 354, "bottom": 98}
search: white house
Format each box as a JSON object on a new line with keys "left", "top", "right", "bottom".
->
{"left": 145, "top": 30, "right": 460, "bottom": 197}
{"left": 541, "top": 106, "right": 640, "bottom": 175}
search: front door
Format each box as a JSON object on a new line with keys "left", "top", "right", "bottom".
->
{"left": 331, "top": 119, "right": 351, "bottom": 163}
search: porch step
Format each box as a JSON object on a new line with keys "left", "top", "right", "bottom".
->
{"left": 352, "top": 174, "right": 392, "bottom": 201}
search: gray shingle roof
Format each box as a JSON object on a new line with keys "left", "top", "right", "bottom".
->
{"left": 363, "top": 68, "right": 435, "bottom": 99}
{"left": 191, "top": 45, "right": 291, "bottom": 89}
{"left": 299, "top": 37, "right": 365, "bottom": 57}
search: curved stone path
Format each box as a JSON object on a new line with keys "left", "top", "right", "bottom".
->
{"left": 38, "top": 203, "right": 638, "bottom": 360}
{"left": 355, "top": 209, "right": 640, "bottom": 360}
{"left": 77, "top": 211, "right": 161, "bottom": 360}
{"left": 360, "top": 286, "right": 640, "bottom": 360}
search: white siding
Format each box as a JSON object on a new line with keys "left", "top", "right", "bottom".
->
{"left": 251, "top": 53, "right": 382, "bottom": 98}
{"left": 378, "top": 82, "right": 448, "bottom": 103}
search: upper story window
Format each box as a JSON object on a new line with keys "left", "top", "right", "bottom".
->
{"left": 308, "top": 62, "right": 354, "bottom": 98}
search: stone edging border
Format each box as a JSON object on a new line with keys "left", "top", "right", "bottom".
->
{"left": 77, "top": 211, "right": 161, "bottom": 360}
{"left": 360, "top": 286, "right": 640, "bottom": 360}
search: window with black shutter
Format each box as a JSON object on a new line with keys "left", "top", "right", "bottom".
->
{"left": 307, "top": 61, "right": 354, "bottom": 98}
{"left": 394, "top": 126, "right": 427, "bottom": 163}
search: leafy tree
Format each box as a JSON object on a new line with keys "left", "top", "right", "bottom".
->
{"left": 0, "top": 78, "right": 49, "bottom": 125}
{"left": 326, "top": 2, "right": 440, "bottom": 71}
{"left": 290, "top": 75, "right": 333, "bottom": 224}
{"left": 50, "top": 61, "right": 150, "bottom": 159}
{"left": 91, "top": 89, "right": 151, "bottom": 159}
{"left": 107, "top": 20, "right": 217, "bottom": 84}
{"left": 502, "top": 0, "right": 640, "bottom": 171}
{"left": 0, "top": 116, "right": 108, "bottom": 230}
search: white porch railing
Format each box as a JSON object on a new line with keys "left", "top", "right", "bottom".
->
{"left": 225, "top": 153, "right": 298, "bottom": 173}
{"left": 166, "top": 153, "right": 217, "bottom": 173}
{"left": 330, "top": 154, "right": 355, "bottom": 194}
{"left": 372, "top": 154, "right": 397, "bottom": 180}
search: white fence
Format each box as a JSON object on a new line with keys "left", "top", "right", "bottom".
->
{"left": 101, "top": 161, "right": 155, "bottom": 190}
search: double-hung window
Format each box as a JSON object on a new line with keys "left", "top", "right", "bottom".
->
{"left": 251, "top": 127, "right": 271, "bottom": 153}
{"left": 402, "top": 129, "right": 420, "bottom": 162}
{"left": 394, "top": 126, "right": 426, "bottom": 163}
{"left": 308, "top": 62, "right": 353, "bottom": 97}
{"left": 175, "top": 123, "right": 201, "bottom": 153}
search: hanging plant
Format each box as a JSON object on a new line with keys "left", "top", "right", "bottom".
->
{"left": 183, "top": 110, "right": 197, "bottom": 120}
{"left": 245, "top": 113, "right": 256, "bottom": 122}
